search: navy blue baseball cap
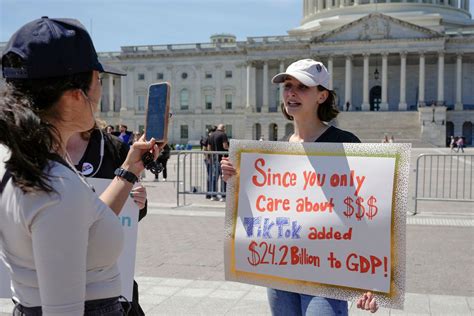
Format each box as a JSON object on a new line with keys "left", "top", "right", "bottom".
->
{"left": 2, "top": 16, "right": 125, "bottom": 79}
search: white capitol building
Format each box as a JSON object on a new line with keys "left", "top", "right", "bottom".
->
{"left": 3, "top": 1, "right": 474, "bottom": 146}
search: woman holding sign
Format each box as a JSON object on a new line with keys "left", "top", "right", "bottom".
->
{"left": 221, "top": 59, "right": 378, "bottom": 315}
{"left": 0, "top": 17, "right": 160, "bottom": 315}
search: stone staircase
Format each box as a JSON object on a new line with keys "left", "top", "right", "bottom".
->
{"left": 332, "top": 111, "right": 435, "bottom": 147}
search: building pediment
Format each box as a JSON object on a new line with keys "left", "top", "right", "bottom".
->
{"left": 312, "top": 13, "right": 442, "bottom": 43}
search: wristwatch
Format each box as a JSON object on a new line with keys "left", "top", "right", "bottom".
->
{"left": 114, "top": 168, "right": 138, "bottom": 184}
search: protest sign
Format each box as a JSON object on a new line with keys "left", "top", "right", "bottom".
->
{"left": 224, "top": 140, "right": 410, "bottom": 309}
{"left": 0, "top": 177, "right": 139, "bottom": 301}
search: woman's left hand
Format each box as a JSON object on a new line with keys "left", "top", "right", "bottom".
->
{"left": 356, "top": 291, "right": 378, "bottom": 313}
{"left": 130, "top": 184, "right": 147, "bottom": 209}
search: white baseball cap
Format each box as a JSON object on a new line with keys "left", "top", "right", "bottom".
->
{"left": 272, "top": 59, "right": 331, "bottom": 90}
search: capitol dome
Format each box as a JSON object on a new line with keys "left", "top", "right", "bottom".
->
{"left": 290, "top": 0, "right": 473, "bottom": 35}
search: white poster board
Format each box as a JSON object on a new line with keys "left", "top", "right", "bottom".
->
{"left": 224, "top": 140, "right": 410, "bottom": 309}
{"left": 0, "top": 176, "right": 139, "bottom": 301}
{"left": 0, "top": 145, "right": 11, "bottom": 297}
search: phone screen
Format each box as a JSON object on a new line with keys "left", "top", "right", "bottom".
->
{"left": 145, "top": 83, "right": 170, "bottom": 142}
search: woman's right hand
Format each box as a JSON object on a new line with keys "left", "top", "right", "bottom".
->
{"left": 221, "top": 157, "right": 236, "bottom": 182}
{"left": 122, "top": 134, "right": 163, "bottom": 177}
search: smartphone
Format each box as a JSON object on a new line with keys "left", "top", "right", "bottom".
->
{"left": 145, "top": 82, "right": 171, "bottom": 143}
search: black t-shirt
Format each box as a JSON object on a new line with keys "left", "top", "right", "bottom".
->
{"left": 209, "top": 130, "right": 229, "bottom": 151}
{"left": 74, "top": 129, "right": 147, "bottom": 221}
{"left": 75, "top": 129, "right": 129, "bottom": 179}
{"left": 282, "top": 126, "right": 360, "bottom": 144}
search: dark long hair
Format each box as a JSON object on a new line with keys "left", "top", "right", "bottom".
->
{"left": 281, "top": 85, "right": 339, "bottom": 122}
{"left": 0, "top": 53, "right": 92, "bottom": 193}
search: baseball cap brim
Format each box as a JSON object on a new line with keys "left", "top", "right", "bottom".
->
{"left": 97, "top": 62, "right": 126, "bottom": 76}
{"left": 271, "top": 71, "right": 317, "bottom": 87}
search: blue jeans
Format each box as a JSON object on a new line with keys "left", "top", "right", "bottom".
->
{"left": 210, "top": 159, "right": 226, "bottom": 198}
{"left": 13, "top": 297, "right": 126, "bottom": 316}
{"left": 267, "top": 288, "right": 348, "bottom": 316}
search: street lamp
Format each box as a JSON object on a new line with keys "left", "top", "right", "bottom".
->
{"left": 374, "top": 68, "right": 379, "bottom": 80}
{"left": 374, "top": 57, "right": 379, "bottom": 80}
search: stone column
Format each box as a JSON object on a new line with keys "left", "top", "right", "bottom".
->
{"left": 121, "top": 66, "right": 133, "bottom": 112}
{"left": 418, "top": 53, "right": 425, "bottom": 107}
{"left": 246, "top": 63, "right": 251, "bottom": 110}
{"left": 354, "top": 0, "right": 360, "bottom": 5}
{"left": 194, "top": 64, "right": 202, "bottom": 114}
{"left": 380, "top": 53, "right": 389, "bottom": 111}
{"left": 165, "top": 65, "right": 175, "bottom": 110}
{"left": 362, "top": 54, "right": 370, "bottom": 111}
{"left": 146, "top": 65, "right": 154, "bottom": 86}
{"left": 455, "top": 54, "right": 463, "bottom": 110}
{"left": 326, "top": 0, "right": 332, "bottom": 9}
{"left": 399, "top": 52, "right": 407, "bottom": 110}
{"left": 340, "top": 0, "right": 346, "bottom": 7}
{"left": 437, "top": 52, "right": 444, "bottom": 105}
{"left": 303, "top": 0, "right": 307, "bottom": 17}
{"left": 108, "top": 74, "right": 114, "bottom": 116}
{"left": 262, "top": 61, "right": 269, "bottom": 113}
{"left": 466, "top": 0, "right": 470, "bottom": 11}
{"left": 279, "top": 61, "right": 285, "bottom": 106}
{"left": 246, "top": 62, "right": 256, "bottom": 112}
{"left": 344, "top": 55, "right": 352, "bottom": 107}
{"left": 120, "top": 67, "right": 127, "bottom": 111}
{"left": 309, "top": 0, "right": 315, "bottom": 15}
{"left": 215, "top": 63, "right": 223, "bottom": 114}
{"left": 318, "top": 0, "right": 324, "bottom": 12}
{"left": 327, "top": 56, "right": 334, "bottom": 90}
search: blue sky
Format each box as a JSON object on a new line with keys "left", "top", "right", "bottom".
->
{"left": 1, "top": 0, "right": 473, "bottom": 52}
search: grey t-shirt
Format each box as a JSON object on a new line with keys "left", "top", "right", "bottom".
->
{"left": 0, "top": 161, "right": 124, "bottom": 315}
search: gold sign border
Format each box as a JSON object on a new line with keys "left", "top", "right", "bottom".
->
{"left": 224, "top": 141, "right": 409, "bottom": 309}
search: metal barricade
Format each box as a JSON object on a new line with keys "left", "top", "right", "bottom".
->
{"left": 413, "top": 154, "right": 473, "bottom": 215}
{"left": 176, "top": 150, "right": 228, "bottom": 207}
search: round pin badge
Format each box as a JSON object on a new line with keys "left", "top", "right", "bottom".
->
{"left": 81, "top": 162, "right": 94, "bottom": 176}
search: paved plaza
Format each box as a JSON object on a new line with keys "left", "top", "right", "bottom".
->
{"left": 1, "top": 147, "right": 473, "bottom": 315}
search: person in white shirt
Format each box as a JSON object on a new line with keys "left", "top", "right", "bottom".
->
{"left": 0, "top": 17, "right": 160, "bottom": 316}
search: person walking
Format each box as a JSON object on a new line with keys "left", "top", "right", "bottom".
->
{"left": 449, "top": 136, "right": 456, "bottom": 152}
{"left": 208, "top": 124, "right": 229, "bottom": 202}
{"left": 204, "top": 126, "right": 217, "bottom": 199}
{"left": 456, "top": 136, "right": 465, "bottom": 153}
{"left": 220, "top": 59, "right": 378, "bottom": 315}
{"left": 155, "top": 143, "right": 171, "bottom": 182}
{"left": 0, "top": 17, "right": 160, "bottom": 315}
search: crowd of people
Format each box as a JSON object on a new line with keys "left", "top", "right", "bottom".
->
{"left": 0, "top": 17, "right": 378, "bottom": 316}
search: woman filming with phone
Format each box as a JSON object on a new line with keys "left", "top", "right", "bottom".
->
{"left": 0, "top": 17, "right": 160, "bottom": 315}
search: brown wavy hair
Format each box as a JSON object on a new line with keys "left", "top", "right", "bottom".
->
{"left": 0, "top": 53, "right": 92, "bottom": 193}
